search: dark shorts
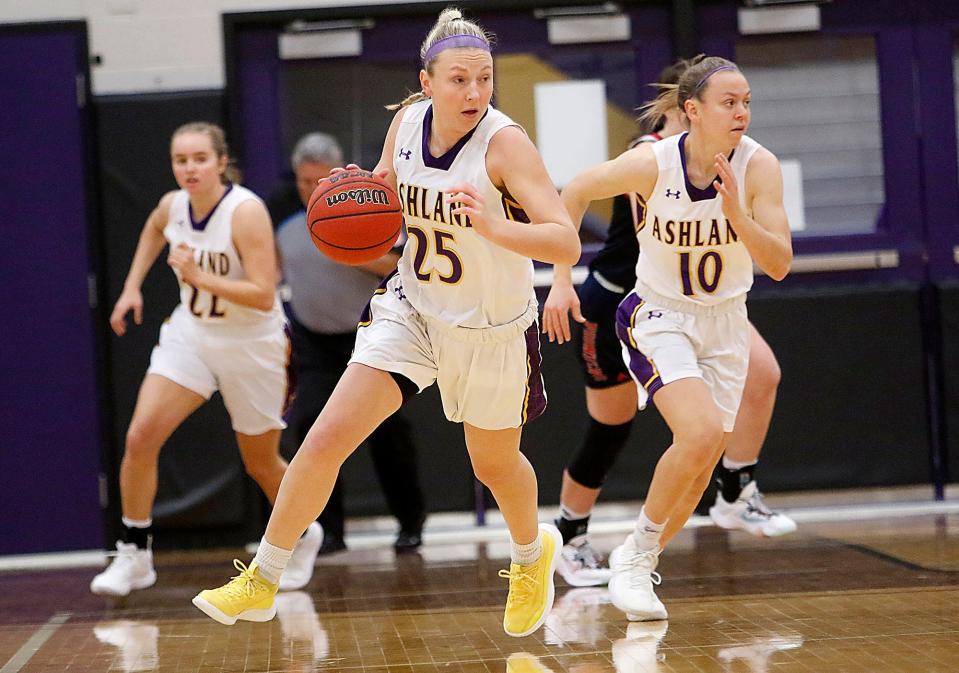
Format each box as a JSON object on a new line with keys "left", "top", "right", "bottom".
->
{"left": 571, "top": 271, "right": 632, "bottom": 389}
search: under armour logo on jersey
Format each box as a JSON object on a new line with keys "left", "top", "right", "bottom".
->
{"left": 398, "top": 148, "right": 412, "bottom": 160}
{"left": 665, "top": 189, "right": 681, "bottom": 199}
{"left": 647, "top": 311, "right": 663, "bottom": 320}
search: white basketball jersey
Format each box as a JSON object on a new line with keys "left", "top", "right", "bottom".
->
{"left": 164, "top": 184, "right": 281, "bottom": 327}
{"left": 635, "top": 133, "right": 761, "bottom": 305}
{"left": 393, "top": 100, "right": 535, "bottom": 328}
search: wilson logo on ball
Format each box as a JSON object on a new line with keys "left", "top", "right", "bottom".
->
{"left": 325, "top": 188, "right": 390, "bottom": 208}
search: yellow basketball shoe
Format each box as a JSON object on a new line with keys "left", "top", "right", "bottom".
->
{"left": 499, "top": 523, "right": 562, "bottom": 637}
{"left": 192, "top": 560, "right": 278, "bottom": 625}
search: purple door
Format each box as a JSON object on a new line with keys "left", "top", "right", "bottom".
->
{"left": 0, "top": 23, "right": 103, "bottom": 554}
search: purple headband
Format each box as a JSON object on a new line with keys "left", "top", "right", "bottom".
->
{"left": 692, "top": 65, "right": 737, "bottom": 94}
{"left": 423, "top": 35, "right": 490, "bottom": 65}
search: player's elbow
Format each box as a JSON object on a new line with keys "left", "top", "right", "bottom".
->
{"left": 557, "top": 234, "right": 582, "bottom": 267}
{"left": 254, "top": 289, "right": 276, "bottom": 311}
{"left": 766, "top": 253, "right": 792, "bottom": 281}
{"left": 768, "top": 267, "right": 788, "bottom": 282}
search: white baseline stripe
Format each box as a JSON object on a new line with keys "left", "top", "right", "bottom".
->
{"left": 534, "top": 248, "right": 901, "bottom": 290}
{"left": 314, "top": 499, "right": 959, "bottom": 551}
{"left": 533, "top": 265, "right": 588, "bottom": 288}
{"left": 0, "top": 550, "right": 105, "bottom": 572}
{"left": 0, "top": 612, "right": 71, "bottom": 673}
{"left": 10, "top": 500, "right": 959, "bottom": 569}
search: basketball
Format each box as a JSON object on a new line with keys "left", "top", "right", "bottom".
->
{"left": 307, "top": 169, "right": 403, "bottom": 265}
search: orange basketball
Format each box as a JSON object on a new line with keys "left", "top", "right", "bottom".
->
{"left": 307, "top": 169, "right": 403, "bottom": 265}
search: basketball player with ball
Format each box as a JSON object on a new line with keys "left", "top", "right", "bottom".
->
{"left": 194, "top": 7, "right": 580, "bottom": 638}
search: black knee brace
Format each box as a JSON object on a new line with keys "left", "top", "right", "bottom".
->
{"left": 566, "top": 418, "right": 633, "bottom": 489}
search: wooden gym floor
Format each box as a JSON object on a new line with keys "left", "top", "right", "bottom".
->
{"left": 1, "top": 495, "right": 957, "bottom": 672}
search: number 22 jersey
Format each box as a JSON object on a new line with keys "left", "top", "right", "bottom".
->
{"left": 163, "top": 184, "right": 281, "bottom": 329}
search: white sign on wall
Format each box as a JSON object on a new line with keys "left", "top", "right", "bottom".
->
{"left": 780, "top": 158, "right": 806, "bottom": 232}
{"left": 534, "top": 80, "right": 608, "bottom": 189}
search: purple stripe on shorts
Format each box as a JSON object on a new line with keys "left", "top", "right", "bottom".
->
{"left": 523, "top": 321, "right": 547, "bottom": 423}
{"left": 614, "top": 292, "right": 663, "bottom": 397}
{"left": 358, "top": 270, "right": 396, "bottom": 327}
{"left": 281, "top": 322, "right": 298, "bottom": 422}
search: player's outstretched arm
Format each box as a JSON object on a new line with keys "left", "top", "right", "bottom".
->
{"left": 542, "top": 146, "right": 657, "bottom": 343}
{"left": 110, "top": 191, "right": 176, "bottom": 336}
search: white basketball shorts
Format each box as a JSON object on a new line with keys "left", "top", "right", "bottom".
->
{"left": 147, "top": 305, "right": 294, "bottom": 435}
{"left": 350, "top": 274, "right": 546, "bottom": 430}
{"left": 614, "top": 284, "right": 749, "bottom": 432}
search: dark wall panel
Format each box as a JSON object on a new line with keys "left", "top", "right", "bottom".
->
{"left": 743, "top": 284, "right": 930, "bottom": 490}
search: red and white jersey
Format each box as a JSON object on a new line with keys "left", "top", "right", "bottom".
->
{"left": 164, "top": 184, "right": 281, "bottom": 328}
{"left": 393, "top": 100, "right": 535, "bottom": 329}
{"left": 635, "top": 133, "right": 762, "bottom": 306}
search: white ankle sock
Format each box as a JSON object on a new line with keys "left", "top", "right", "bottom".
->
{"left": 121, "top": 516, "right": 152, "bottom": 529}
{"left": 510, "top": 534, "right": 543, "bottom": 565}
{"left": 252, "top": 538, "right": 293, "bottom": 584}
{"left": 722, "top": 456, "right": 757, "bottom": 471}
{"left": 633, "top": 507, "right": 666, "bottom": 553}
{"left": 559, "top": 504, "right": 591, "bottom": 521}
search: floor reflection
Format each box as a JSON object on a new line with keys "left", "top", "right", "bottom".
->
{"left": 544, "top": 588, "right": 610, "bottom": 647}
{"left": 505, "top": 652, "right": 557, "bottom": 673}
{"left": 275, "top": 591, "right": 329, "bottom": 670}
{"left": 93, "top": 619, "right": 159, "bottom": 672}
{"left": 717, "top": 633, "right": 803, "bottom": 673}
{"left": 611, "top": 621, "right": 668, "bottom": 672}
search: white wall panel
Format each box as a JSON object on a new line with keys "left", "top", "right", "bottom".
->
{"left": 0, "top": 0, "right": 430, "bottom": 94}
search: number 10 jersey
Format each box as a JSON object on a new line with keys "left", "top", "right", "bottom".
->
{"left": 635, "top": 132, "right": 761, "bottom": 306}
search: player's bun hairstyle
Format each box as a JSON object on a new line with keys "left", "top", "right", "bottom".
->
{"left": 638, "top": 55, "right": 740, "bottom": 129}
{"left": 171, "top": 121, "right": 242, "bottom": 184}
{"left": 387, "top": 7, "right": 495, "bottom": 111}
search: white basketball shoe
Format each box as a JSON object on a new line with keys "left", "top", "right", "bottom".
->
{"left": 608, "top": 535, "right": 667, "bottom": 622}
{"left": 709, "top": 481, "right": 798, "bottom": 537}
{"left": 90, "top": 542, "right": 157, "bottom": 597}
{"left": 279, "top": 522, "right": 324, "bottom": 591}
{"left": 556, "top": 536, "right": 613, "bottom": 587}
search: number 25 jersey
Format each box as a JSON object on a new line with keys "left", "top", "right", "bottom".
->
{"left": 393, "top": 100, "right": 535, "bottom": 329}
{"left": 636, "top": 132, "right": 761, "bottom": 306}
